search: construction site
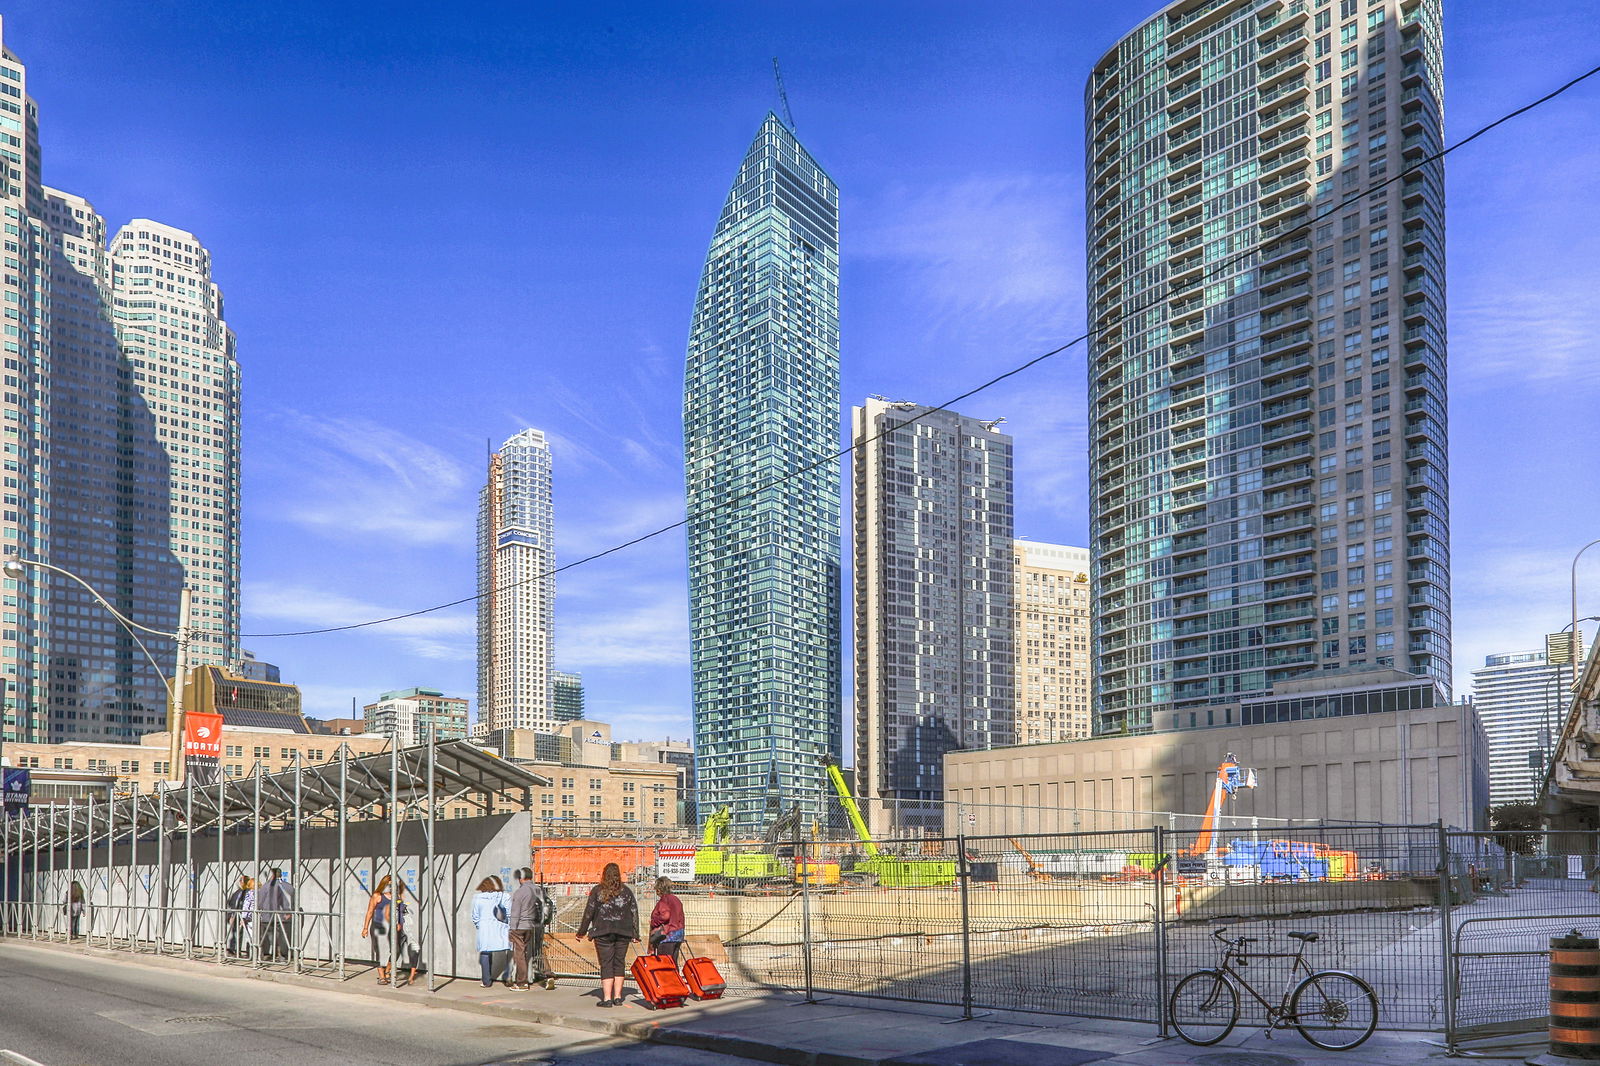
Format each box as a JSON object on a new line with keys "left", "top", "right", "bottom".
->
{"left": 4, "top": 743, "right": 1595, "bottom": 1054}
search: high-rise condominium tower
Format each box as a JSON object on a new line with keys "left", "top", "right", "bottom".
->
{"left": 0, "top": 18, "right": 240, "bottom": 744}
{"left": 1014, "top": 542, "right": 1094, "bottom": 744}
{"left": 685, "top": 114, "right": 841, "bottom": 823}
{"left": 1471, "top": 632, "right": 1586, "bottom": 807}
{"left": 852, "top": 400, "right": 1013, "bottom": 833}
{"left": 552, "top": 670, "right": 584, "bottom": 723}
{"left": 477, "top": 429, "right": 555, "bottom": 735}
{"left": 1086, "top": 0, "right": 1449, "bottom": 734}
{"left": 110, "top": 220, "right": 241, "bottom": 671}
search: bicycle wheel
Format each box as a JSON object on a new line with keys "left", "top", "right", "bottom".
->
{"left": 1169, "top": 969, "right": 1239, "bottom": 1046}
{"left": 1291, "top": 970, "right": 1378, "bottom": 1050}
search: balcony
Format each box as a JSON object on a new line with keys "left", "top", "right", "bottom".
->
{"left": 1259, "top": 75, "right": 1308, "bottom": 108}
{"left": 1258, "top": 49, "right": 1310, "bottom": 86}
{"left": 1264, "top": 534, "right": 1314, "bottom": 556}
{"left": 1262, "top": 440, "right": 1312, "bottom": 465}
{"left": 1261, "top": 375, "right": 1312, "bottom": 401}
{"left": 1263, "top": 511, "right": 1314, "bottom": 534}
{"left": 1259, "top": 29, "right": 1308, "bottom": 62}
{"left": 1262, "top": 395, "right": 1312, "bottom": 421}
{"left": 1260, "top": 100, "right": 1310, "bottom": 134}
{"left": 1261, "top": 418, "right": 1312, "bottom": 444}
{"left": 1260, "top": 256, "right": 1311, "bottom": 286}
{"left": 1263, "top": 464, "right": 1313, "bottom": 489}
{"left": 1260, "top": 326, "right": 1312, "bottom": 357}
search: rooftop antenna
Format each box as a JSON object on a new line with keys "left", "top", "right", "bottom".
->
{"left": 771, "top": 57, "right": 796, "bottom": 131}
{"left": 978, "top": 418, "right": 1007, "bottom": 432}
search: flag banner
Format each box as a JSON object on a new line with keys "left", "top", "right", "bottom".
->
{"left": 184, "top": 711, "right": 224, "bottom": 786}
{"left": 2, "top": 767, "right": 29, "bottom": 818}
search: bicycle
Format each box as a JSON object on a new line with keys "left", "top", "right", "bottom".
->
{"left": 1168, "top": 926, "right": 1379, "bottom": 1050}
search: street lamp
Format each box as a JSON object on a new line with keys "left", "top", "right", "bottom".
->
{"left": 2, "top": 556, "right": 192, "bottom": 782}
{"left": 1573, "top": 539, "right": 1600, "bottom": 690}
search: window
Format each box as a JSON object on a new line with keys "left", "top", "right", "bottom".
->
{"left": 1373, "top": 490, "right": 1392, "bottom": 510}
{"left": 1348, "top": 613, "right": 1367, "bottom": 632}
{"left": 1375, "top": 585, "right": 1394, "bottom": 604}
{"left": 1370, "top": 226, "right": 1389, "bottom": 246}
{"left": 1347, "top": 590, "right": 1367, "bottom": 608}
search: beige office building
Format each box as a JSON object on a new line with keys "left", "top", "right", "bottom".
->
{"left": 947, "top": 670, "right": 1489, "bottom": 834}
{"left": 1014, "top": 541, "right": 1092, "bottom": 744}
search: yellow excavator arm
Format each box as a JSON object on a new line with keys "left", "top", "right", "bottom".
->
{"left": 821, "top": 757, "right": 879, "bottom": 858}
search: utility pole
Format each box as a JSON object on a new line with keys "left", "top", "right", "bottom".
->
{"left": 166, "top": 587, "right": 193, "bottom": 783}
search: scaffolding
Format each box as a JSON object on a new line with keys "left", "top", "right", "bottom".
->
{"left": 0, "top": 735, "right": 548, "bottom": 989}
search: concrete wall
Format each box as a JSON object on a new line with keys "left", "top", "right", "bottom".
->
{"left": 946, "top": 703, "right": 1488, "bottom": 834}
{"left": 21, "top": 812, "right": 530, "bottom": 980}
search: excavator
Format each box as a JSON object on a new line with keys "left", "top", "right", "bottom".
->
{"left": 821, "top": 757, "right": 957, "bottom": 888}
{"left": 693, "top": 803, "right": 807, "bottom": 884}
{"left": 693, "top": 805, "right": 789, "bottom": 883}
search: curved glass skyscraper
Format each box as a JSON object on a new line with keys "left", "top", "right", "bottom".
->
{"left": 684, "top": 114, "right": 841, "bottom": 823}
{"left": 1086, "top": 0, "right": 1449, "bottom": 734}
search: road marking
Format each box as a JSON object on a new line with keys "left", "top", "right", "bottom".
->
{"left": 1, "top": 1050, "right": 52, "bottom": 1066}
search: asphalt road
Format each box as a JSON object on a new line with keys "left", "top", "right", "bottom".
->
{"left": 0, "top": 944, "right": 750, "bottom": 1066}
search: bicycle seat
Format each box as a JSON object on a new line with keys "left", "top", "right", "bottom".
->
{"left": 1288, "top": 931, "right": 1319, "bottom": 942}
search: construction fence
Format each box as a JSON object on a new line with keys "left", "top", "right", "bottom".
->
{"left": 531, "top": 824, "right": 1600, "bottom": 1049}
{"left": 6, "top": 804, "right": 1600, "bottom": 1051}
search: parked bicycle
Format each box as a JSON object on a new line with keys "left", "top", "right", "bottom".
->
{"left": 1169, "top": 926, "right": 1378, "bottom": 1050}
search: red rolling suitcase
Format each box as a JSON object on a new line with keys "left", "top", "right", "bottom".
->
{"left": 630, "top": 953, "right": 691, "bottom": 1009}
{"left": 682, "top": 956, "right": 726, "bottom": 1000}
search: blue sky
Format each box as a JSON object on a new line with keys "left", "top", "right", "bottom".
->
{"left": 7, "top": 1, "right": 1600, "bottom": 740}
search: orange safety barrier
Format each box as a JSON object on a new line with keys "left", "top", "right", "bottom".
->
{"left": 531, "top": 840, "right": 661, "bottom": 885}
{"left": 1548, "top": 930, "right": 1600, "bottom": 1060}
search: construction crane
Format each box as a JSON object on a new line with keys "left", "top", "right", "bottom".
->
{"left": 821, "top": 757, "right": 956, "bottom": 888}
{"left": 771, "top": 57, "right": 796, "bottom": 130}
{"left": 692, "top": 804, "right": 788, "bottom": 883}
{"left": 1185, "top": 753, "right": 1258, "bottom": 859}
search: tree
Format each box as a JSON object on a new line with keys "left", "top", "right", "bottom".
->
{"left": 1489, "top": 803, "right": 1541, "bottom": 855}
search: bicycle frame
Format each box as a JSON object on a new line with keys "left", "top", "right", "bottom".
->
{"left": 1214, "top": 935, "right": 1317, "bottom": 1026}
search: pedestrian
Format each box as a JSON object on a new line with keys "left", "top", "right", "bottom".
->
{"left": 648, "top": 876, "right": 685, "bottom": 964}
{"left": 508, "top": 866, "right": 557, "bottom": 991}
{"left": 225, "top": 875, "right": 252, "bottom": 955}
{"left": 471, "top": 875, "right": 513, "bottom": 988}
{"left": 576, "top": 861, "right": 639, "bottom": 1007}
{"left": 394, "top": 881, "right": 421, "bottom": 987}
{"left": 257, "top": 867, "right": 295, "bottom": 961}
{"left": 66, "top": 880, "right": 84, "bottom": 939}
{"left": 234, "top": 876, "right": 257, "bottom": 957}
{"left": 360, "top": 875, "right": 396, "bottom": 985}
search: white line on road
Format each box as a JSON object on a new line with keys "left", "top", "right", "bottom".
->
{"left": 0, "top": 1050, "right": 51, "bottom": 1066}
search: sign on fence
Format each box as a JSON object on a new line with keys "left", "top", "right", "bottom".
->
{"left": 1569, "top": 855, "right": 1585, "bottom": 879}
{"left": 657, "top": 846, "right": 697, "bottom": 880}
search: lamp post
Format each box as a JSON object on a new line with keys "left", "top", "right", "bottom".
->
{"left": 1573, "top": 539, "right": 1600, "bottom": 691}
{"left": 2, "top": 556, "right": 192, "bottom": 783}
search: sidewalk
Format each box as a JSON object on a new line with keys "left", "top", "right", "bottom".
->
{"left": 1, "top": 937, "right": 1494, "bottom": 1065}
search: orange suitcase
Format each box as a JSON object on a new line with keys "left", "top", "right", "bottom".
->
{"left": 682, "top": 956, "right": 726, "bottom": 999}
{"left": 630, "top": 953, "right": 691, "bottom": 1009}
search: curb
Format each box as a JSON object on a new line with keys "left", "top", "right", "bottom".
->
{"left": 0, "top": 937, "right": 848, "bottom": 1064}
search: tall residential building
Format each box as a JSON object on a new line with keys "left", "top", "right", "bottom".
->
{"left": 1471, "top": 632, "right": 1586, "bottom": 808}
{"left": 364, "top": 687, "right": 468, "bottom": 748}
{"left": 0, "top": 18, "right": 240, "bottom": 745}
{"left": 851, "top": 399, "right": 1014, "bottom": 832}
{"left": 1086, "top": 0, "right": 1449, "bottom": 735}
{"left": 109, "top": 219, "right": 241, "bottom": 671}
{"left": 1014, "top": 541, "right": 1093, "bottom": 744}
{"left": 684, "top": 114, "right": 841, "bottom": 823}
{"left": 476, "top": 429, "right": 555, "bottom": 735}
{"left": 552, "top": 670, "right": 584, "bottom": 723}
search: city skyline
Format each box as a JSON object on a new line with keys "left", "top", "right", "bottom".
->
{"left": 0, "top": 3, "right": 1595, "bottom": 743}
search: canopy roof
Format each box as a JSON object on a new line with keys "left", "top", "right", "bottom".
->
{"left": 1, "top": 739, "right": 550, "bottom": 854}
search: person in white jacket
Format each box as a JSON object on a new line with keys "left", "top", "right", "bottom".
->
{"left": 470, "top": 875, "right": 512, "bottom": 987}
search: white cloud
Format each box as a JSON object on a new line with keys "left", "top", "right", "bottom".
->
{"left": 1451, "top": 285, "right": 1600, "bottom": 388}
{"left": 245, "top": 581, "right": 475, "bottom": 663}
{"left": 854, "top": 174, "right": 1083, "bottom": 330}
{"left": 262, "top": 412, "right": 473, "bottom": 546}
{"left": 558, "top": 581, "right": 688, "bottom": 669}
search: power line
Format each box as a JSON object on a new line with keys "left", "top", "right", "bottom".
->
{"left": 243, "top": 60, "right": 1600, "bottom": 640}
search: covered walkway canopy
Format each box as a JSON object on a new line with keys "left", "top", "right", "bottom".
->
{"left": 2, "top": 738, "right": 551, "bottom": 855}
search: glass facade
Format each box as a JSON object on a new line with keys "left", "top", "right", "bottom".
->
{"left": 1086, "top": 0, "right": 1449, "bottom": 735}
{"left": 685, "top": 114, "right": 841, "bottom": 824}
{"left": 852, "top": 400, "right": 1014, "bottom": 832}
{"left": 1471, "top": 638, "right": 1580, "bottom": 807}
{"left": 0, "top": 25, "right": 240, "bottom": 745}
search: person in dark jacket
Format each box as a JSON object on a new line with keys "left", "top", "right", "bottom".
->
{"left": 648, "top": 876, "right": 685, "bottom": 964}
{"left": 575, "top": 862, "right": 638, "bottom": 1007}
{"left": 257, "top": 867, "right": 295, "bottom": 962}
{"left": 507, "top": 866, "right": 556, "bottom": 991}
